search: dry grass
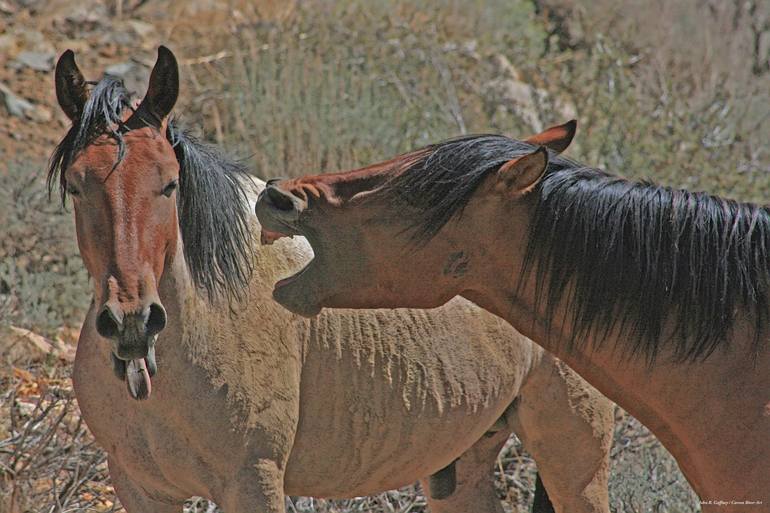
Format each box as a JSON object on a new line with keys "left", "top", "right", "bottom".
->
{"left": 0, "top": 366, "right": 117, "bottom": 513}
{"left": 527, "top": 0, "right": 770, "bottom": 198}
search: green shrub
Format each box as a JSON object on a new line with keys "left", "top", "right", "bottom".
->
{"left": 195, "top": 0, "right": 544, "bottom": 178}
{"left": 186, "top": 0, "right": 769, "bottom": 207}
{"left": 0, "top": 163, "right": 89, "bottom": 334}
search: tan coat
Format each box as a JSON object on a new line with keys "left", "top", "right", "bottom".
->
{"left": 73, "top": 178, "right": 614, "bottom": 513}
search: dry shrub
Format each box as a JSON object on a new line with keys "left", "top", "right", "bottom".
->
{"left": 0, "top": 366, "right": 116, "bottom": 513}
{"left": 526, "top": 0, "right": 770, "bottom": 199}
{"left": 178, "top": 0, "right": 543, "bottom": 178}
{"left": 0, "top": 164, "right": 89, "bottom": 335}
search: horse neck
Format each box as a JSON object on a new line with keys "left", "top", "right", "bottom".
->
{"left": 460, "top": 284, "right": 654, "bottom": 402}
{"left": 462, "top": 257, "right": 770, "bottom": 496}
{"left": 156, "top": 241, "right": 216, "bottom": 357}
{"left": 464, "top": 253, "right": 765, "bottom": 394}
{"left": 159, "top": 204, "right": 309, "bottom": 351}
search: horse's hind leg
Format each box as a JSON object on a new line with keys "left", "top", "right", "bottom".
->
{"left": 108, "top": 458, "right": 183, "bottom": 513}
{"left": 420, "top": 427, "right": 509, "bottom": 513}
{"left": 510, "top": 355, "right": 614, "bottom": 513}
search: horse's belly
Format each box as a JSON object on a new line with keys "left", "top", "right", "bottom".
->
{"left": 284, "top": 306, "right": 529, "bottom": 497}
{"left": 285, "top": 408, "right": 501, "bottom": 497}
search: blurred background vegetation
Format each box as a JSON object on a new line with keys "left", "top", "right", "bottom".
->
{"left": 1, "top": 0, "right": 768, "bottom": 511}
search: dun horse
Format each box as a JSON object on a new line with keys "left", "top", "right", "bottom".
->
{"left": 257, "top": 122, "right": 770, "bottom": 511}
{"left": 50, "top": 48, "right": 615, "bottom": 513}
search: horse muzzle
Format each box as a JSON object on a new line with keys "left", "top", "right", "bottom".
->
{"left": 96, "top": 302, "right": 166, "bottom": 400}
{"left": 255, "top": 184, "right": 306, "bottom": 242}
{"left": 96, "top": 301, "right": 167, "bottom": 341}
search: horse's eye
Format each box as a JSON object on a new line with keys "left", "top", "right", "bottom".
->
{"left": 162, "top": 180, "right": 178, "bottom": 198}
{"left": 66, "top": 183, "right": 80, "bottom": 197}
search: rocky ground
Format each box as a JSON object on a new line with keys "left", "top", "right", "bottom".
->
{"left": 0, "top": 0, "right": 194, "bottom": 162}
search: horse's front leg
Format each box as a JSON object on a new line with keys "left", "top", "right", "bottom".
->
{"left": 108, "top": 457, "right": 183, "bottom": 513}
{"left": 219, "top": 458, "right": 286, "bottom": 513}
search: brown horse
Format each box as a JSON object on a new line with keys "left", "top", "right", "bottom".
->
{"left": 50, "top": 48, "right": 615, "bottom": 513}
{"left": 256, "top": 122, "right": 770, "bottom": 512}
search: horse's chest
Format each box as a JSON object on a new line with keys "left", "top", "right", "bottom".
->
{"left": 72, "top": 343, "right": 223, "bottom": 499}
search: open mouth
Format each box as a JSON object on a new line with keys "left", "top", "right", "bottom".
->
{"left": 273, "top": 258, "right": 322, "bottom": 317}
{"left": 260, "top": 226, "right": 323, "bottom": 317}
{"left": 261, "top": 227, "right": 292, "bottom": 245}
{"left": 259, "top": 225, "right": 309, "bottom": 292}
{"left": 111, "top": 343, "right": 157, "bottom": 400}
{"left": 274, "top": 259, "right": 311, "bottom": 290}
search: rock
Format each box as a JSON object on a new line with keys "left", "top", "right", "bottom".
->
{"left": 461, "top": 39, "right": 480, "bottom": 60}
{"left": 486, "top": 73, "right": 543, "bottom": 132}
{"left": 492, "top": 54, "right": 524, "bottom": 82}
{"left": 104, "top": 29, "right": 135, "bottom": 47}
{"left": 554, "top": 96, "right": 577, "bottom": 122}
{"left": 65, "top": 3, "right": 108, "bottom": 28}
{"left": 16, "top": 400, "right": 36, "bottom": 417}
{"left": 0, "top": 28, "right": 54, "bottom": 55}
{"left": 0, "top": 82, "right": 34, "bottom": 117}
{"left": 26, "top": 104, "right": 52, "bottom": 123}
{"left": 127, "top": 20, "right": 154, "bottom": 38}
{"left": 105, "top": 61, "right": 133, "bottom": 77}
{"left": 0, "top": 1, "right": 16, "bottom": 14}
{"left": 12, "top": 50, "right": 55, "bottom": 71}
{"left": 17, "top": 0, "right": 43, "bottom": 8}
{"left": 18, "top": 28, "right": 52, "bottom": 51}
{"left": 0, "top": 82, "right": 52, "bottom": 122}
{"left": 486, "top": 53, "right": 579, "bottom": 133}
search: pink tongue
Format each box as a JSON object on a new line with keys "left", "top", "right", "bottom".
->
{"left": 260, "top": 228, "right": 291, "bottom": 245}
{"left": 126, "top": 358, "right": 152, "bottom": 400}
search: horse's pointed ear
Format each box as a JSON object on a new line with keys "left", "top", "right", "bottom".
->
{"left": 55, "top": 50, "right": 88, "bottom": 121}
{"left": 496, "top": 147, "right": 548, "bottom": 196}
{"left": 525, "top": 120, "right": 577, "bottom": 153}
{"left": 127, "top": 46, "right": 179, "bottom": 129}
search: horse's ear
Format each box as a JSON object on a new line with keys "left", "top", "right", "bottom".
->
{"left": 496, "top": 147, "right": 548, "bottom": 196}
{"left": 127, "top": 46, "right": 179, "bottom": 129}
{"left": 55, "top": 50, "right": 88, "bottom": 121}
{"left": 525, "top": 120, "right": 577, "bottom": 153}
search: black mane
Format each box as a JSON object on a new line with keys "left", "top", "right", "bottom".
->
{"left": 381, "top": 135, "right": 561, "bottom": 240}
{"left": 382, "top": 134, "right": 770, "bottom": 361}
{"left": 47, "top": 76, "right": 253, "bottom": 303}
{"left": 49, "top": 75, "right": 132, "bottom": 204}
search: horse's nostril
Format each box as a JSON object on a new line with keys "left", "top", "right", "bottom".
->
{"left": 266, "top": 177, "right": 287, "bottom": 187}
{"left": 267, "top": 185, "right": 298, "bottom": 212}
{"left": 146, "top": 302, "right": 167, "bottom": 336}
{"left": 96, "top": 306, "right": 121, "bottom": 339}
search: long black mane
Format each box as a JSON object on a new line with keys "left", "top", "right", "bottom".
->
{"left": 48, "top": 76, "right": 253, "bottom": 303}
{"left": 382, "top": 135, "right": 770, "bottom": 361}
